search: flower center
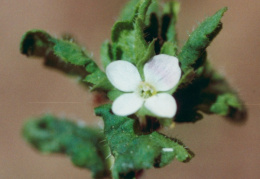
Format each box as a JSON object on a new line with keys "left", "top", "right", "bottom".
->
{"left": 137, "top": 82, "right": 157, "bottom": 99}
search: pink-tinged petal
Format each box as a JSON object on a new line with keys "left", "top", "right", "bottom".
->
{"left": 112, "top": 93, "right": 144, "bottom": 116}
{"left": 106, "top": 60, "right": 142, "bottom": 92}
{"left": 144, "top": 54, "right": 181, "bottom": 91}
{"left": 144, "top": 93, "right": 177, "bottom": 118}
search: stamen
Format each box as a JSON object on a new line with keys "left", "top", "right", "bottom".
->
{"left": 137, "top": 82, "right": 157, "bottom": 99}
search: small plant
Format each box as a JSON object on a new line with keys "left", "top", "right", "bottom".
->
{"left": 20, "top": 0, "right": 246, "bottom": 178}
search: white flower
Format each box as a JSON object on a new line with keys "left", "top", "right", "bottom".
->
{"left": 106, "top": 54, "right": 181, "bottom": 118}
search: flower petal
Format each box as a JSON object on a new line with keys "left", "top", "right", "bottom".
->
{"left": 112, "top": 93, "right": 144, "bottom": 116}
{"left": 144, "top": 93, "right": 177, "bottom": 118}
{"left": 106, "top": 60, "right": 141, "bottom": 92}
{"left": 144, "top": 54, "right": 181, "bottom": 91}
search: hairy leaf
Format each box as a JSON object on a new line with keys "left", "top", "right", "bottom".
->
{"left": 119, "top": 0, "right": 159, "bottom": 25}
{"left": 138, "top": 0, "right": 152, "bottom": 23}
{"left": 22, "top": 115, "right": 111, "bottom": 178}
{"left": 201, "top": 64, "right": 246, "bottom": 122}
{"left": 210, "top": 93, "right": 242, "bottom": 115}
{"left": 20, "top": 29, "right": 54, "bottom": 56}
{"left": 162, "top": 1, "right": 180, "bottom": 43}
{"left": 20, "top": 30, "right": 112, "bottom": 91}
{"left": 111, "top": 21, "right": 135, "bottom": 62}
{"left": 161, "top": 1, "right": 180, "bottom": 56}
{"left": 136, "top": 39, "right": 156, "bottom": 77}
{"left": 134, "top": 18, "right": 148, "bottom": 63}
{"left": 161, "top": 41, "right": 178, "bottom": 56}
{"left": 178, "top": 7, "right": 227, "bottom": 72}
{"left": 174, "top": 62, "right": 246, "bottom": 123}
{"left": 100, "top": 40, "right": 113, "bottom": 68}
{"left": 111, "top": 0, "right": 156, "bottom": 68}
{"left": 119, "top": 0, "right": 140, "bottom": 22}
{"left": 52, "top": 39, "right": 91, "bottom": 66}
{"left": 95, "top": 105, "right": 193, "bottom": 179}
{"left": 107, "top": 90, "right": 124, "bottom": 101}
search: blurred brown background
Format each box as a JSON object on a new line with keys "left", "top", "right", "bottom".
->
{"left": 0, "top": 0, "right": 259, "bottom": 178}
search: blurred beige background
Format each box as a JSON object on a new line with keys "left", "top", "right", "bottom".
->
{"left": 0, "top": 0, "right": 259, "bottom": 178}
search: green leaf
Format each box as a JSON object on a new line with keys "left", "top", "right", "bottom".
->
{"left": 95, "top": 105, "right": 193, "bottom": 179}
{"left": 174, "top": 62, "right": 246, "bottom": 123}
{"left": 200, "top": 64, "right": 246, "bottom": 120}
{"left": 144, "top": 0, "right": 159, "bottom": 25}
{"left": 119, "top": 0, "right": 159, "bottom": 25}
{"left": 22, "top": 114, "right": 111, "bottom": 178}
{"left": 178, "top": 7, "right": 227, "bottom": 72}
{"left": 210, "top": 93, "right": 242, "bottom": 116}
{"left": 84, "top": 70, "right": 113, "bottom": 91}
{"left": 111, "top": 0, "right": 156, "bottom": 66}
{"left": 20, "top": 29, "right": 54, "bottom": 56}
{"left": 134, "top": 18, "right": 149, "bottom": 64}
{"left": 52, "top": 39, "right": 91, "bottom": 66}
{"left": 111, "top": 21, "right": 135, "bottom": 62}
{"left": 136, "top": 39, "right": 156, "bottom": 76}
{"left": 138, "top": 0, "right": 152, "bottom": 23}
{"left": 119, "top": 0, "right": 140, "bottom": 22}
{"left": 160, "top": 1, "right": 180, "bottom": 56}
{"left": 160, "top": 41, "right": 178, "bottom": 56}
{"left": 107, "top": 89, "right": 124, "bottom": 101}
{"left": 84, "top": 61, "right": 113, "bottom": 91}
{"left": 161, "top": 1, "right": 180, "bottom": 44}
{"left": 20, "top": 30, "right": 112, "bottom": 91}
{"left": 100, "top": 40, "right": 113, "bottom": 68}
